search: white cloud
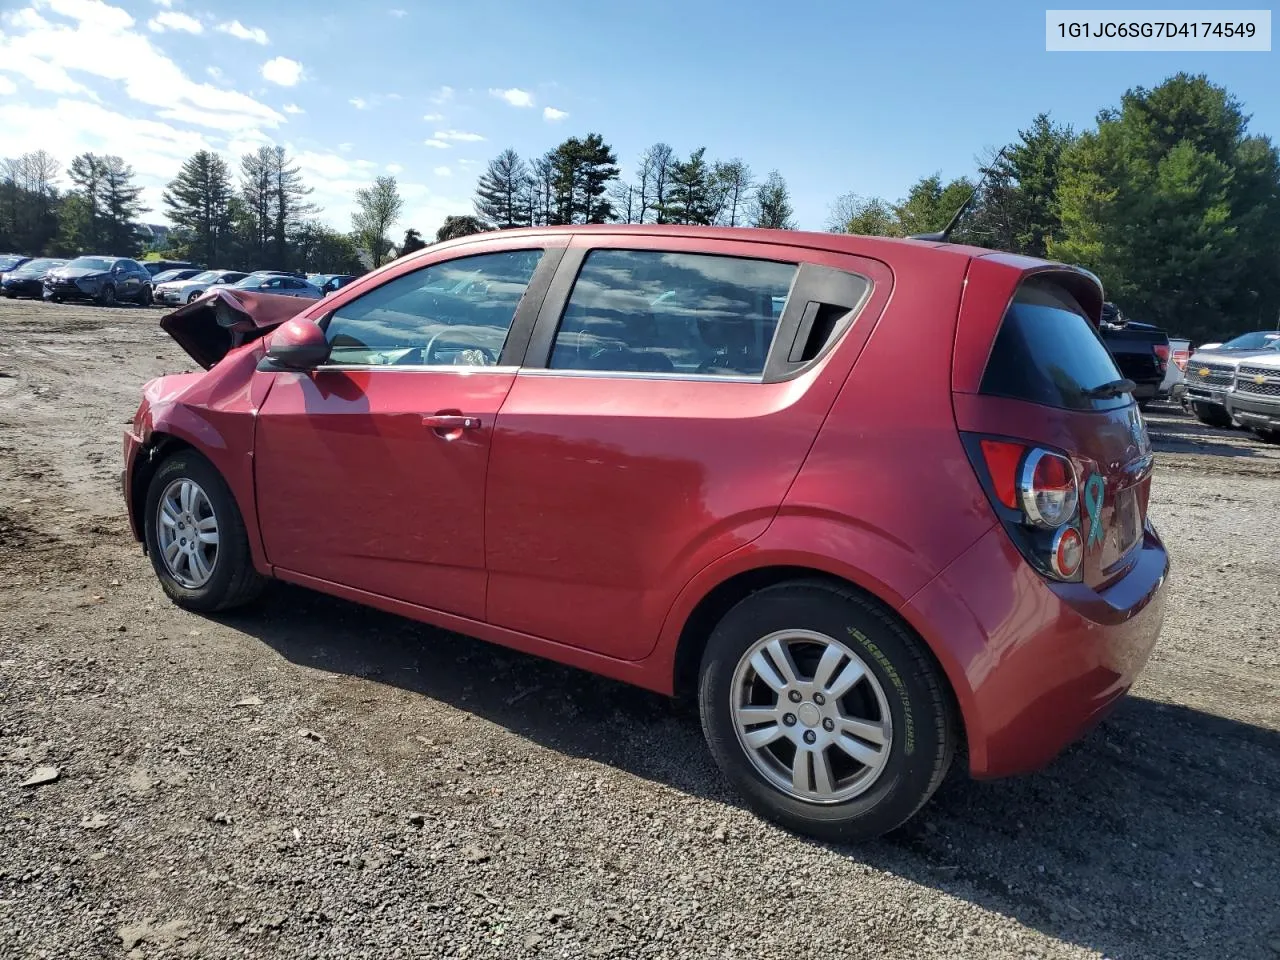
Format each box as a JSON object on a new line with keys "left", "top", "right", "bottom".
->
{"left": 389, "top": 7, "right": 407, "bottom": 16}
{"left": 147, "top": 11, "right": 201, "bottom": 34}
{"left": 282, "top": 102, "right": 303, "bottom": 114}
{"left": 338, "top": 142, "right": 353, "bottom": 153}
{"left": 261, "top": 56, "right": 302, "bottom": 86}
{"left": 423, "top": 138, "right": 450, "bottom": 149}
{"left": 151, "top": 0, "right": 172, "bottom": 6}
{"left": 386, "top": 92, "right": 402, "bottom": 101}
{"left": 457, "top": 158, "right": 479, "bottom": 168}
{"left": 429, "top": 85, "right": 453, "bottom": 105}
{"left": 349, "top": 97, "right": 367, "bottom": 109}
{"left": 543, "top": 106, "right": 568, "bottom": 122}
{"left": 0, "top": 2, "right": 284, "bottom": 128}
{"left": 216, "top": 20, "right": 268, "bottom": 44}
{"left": 422, "top": 112, "right": 443, "bottom": 122}
{"left": 490, "top": 87, "right": 533, "bottom": 108}
{"left": 206, "top": 65, "right": 222, "bottom": 80}
{"left": 433, "top": 129, "right": 484, "bottom": 142}
{"left": 0, "top": 76, "right": 16, "bottom": 95}
{"left": 433, "top": 166, "right": 451, "bottom": 177}
{"left": 386, "top": 162, "right": 403, "bottom": 174}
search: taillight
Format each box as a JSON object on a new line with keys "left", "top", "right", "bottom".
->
{"left": 1173, "top": 349, "right": 1189, "bottom": 371}
{"left": 1153, "top": 343, "right": 1170, "bottom": 372}
{"left": 1050, "top": 526, "right": 1084, "bottom": 580}
{"left": 1019, "top": 449, "right": 1078, "bottom": 528}
{"left": 968, "top": 435, "right": 1085, "bottom": 582}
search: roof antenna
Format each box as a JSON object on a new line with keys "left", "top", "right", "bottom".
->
{"left": 909, "top": 146, "right": 1009, "bottom": 243}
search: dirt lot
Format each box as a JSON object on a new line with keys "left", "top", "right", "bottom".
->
{"left": 1, "top": 296, "right": 1278, "bottom": 960}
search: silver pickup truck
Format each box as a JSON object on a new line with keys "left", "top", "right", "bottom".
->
{"left": 1178, "top": 330, "right": 1280, "bottom": 431}
{"left": 1228, "top": 350, "right": 1280, "bottom": 443}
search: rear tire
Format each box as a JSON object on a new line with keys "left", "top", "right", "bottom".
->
{"left": 137, "top": 284, "right": 153, "bottom": 306}
{"left": 143, "top": 450, "right": 267, "bottom": 613}
{"left": 1192, "top": 402, "right": 1232, "bottom": 428}
{"left": 1252, "top": 428, "right": 1280, "bottom": 445}
{"left": 698, "top": 580, "right": 956, "bottom": 842}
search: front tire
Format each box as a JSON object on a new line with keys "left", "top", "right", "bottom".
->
{"left": 98, "top": 284, "right": 116, "bottom": 307}
{"left": 1252, "top": 427, "right": 1280, "bottom": 445}
{"left": 698, "top": 580, "right": 956, "bottom": 842}
{"left": 143, "top": 450, "right": 267, "bottom": 612}
{"left": 187, "top": 290, "right": 202, "bottom": 304}
{"left": 1191, "top": 402, "right": 1232, "bottom": 428}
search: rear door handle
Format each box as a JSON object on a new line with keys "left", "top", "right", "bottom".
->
{"left": 422, "top": 414, "right": 481, "bottom": 430}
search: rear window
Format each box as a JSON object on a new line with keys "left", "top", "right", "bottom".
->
{"left": 980, "top": 279, "right": 1127, "bottom": 412}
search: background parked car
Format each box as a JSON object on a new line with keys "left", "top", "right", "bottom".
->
{"left": 0, "top": 254, "right": 33, "bottom": 283}
{"left": 308, "top": 273, "right": 359, "bottom": 296}
{"left": 143, "top": 259, "right": 200, "bottom": 277}
{"left": 1097, "top": 303, "right": 1170, "bottom": 409}
{"left": 1181, "top": 330, "right": 1280, "bottom": 426}
{"left": 155, "top": 269, "right": 249, "bottom": 306}
{"left": 230, "top": 272, "right": 323, "bottom": 299}
{"left": 43, "top": 256, "right": 154, "bottom": 306}
{"left": 1, "top": 258, "right": 67, "bottom": 299}
{"left": 149, "top": 268, "right": 203, "bottom": 287}
{"left": 1226, "top": 350, "right": 1280, "bottom": 442}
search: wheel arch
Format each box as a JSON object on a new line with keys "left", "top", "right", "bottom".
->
{"left": 669, "top": 563, "right": 969, "bottom": 761}
{"left": 128, "top": 432, "right": 196, "bottom": 544}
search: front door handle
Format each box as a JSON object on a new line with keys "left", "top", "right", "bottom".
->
{"left": 422, "top": 414, "right": 481, "bottom": 431}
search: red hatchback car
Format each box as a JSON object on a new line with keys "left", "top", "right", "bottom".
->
{"left": 123, "top": 225, "right": 1169, "bottom": 840}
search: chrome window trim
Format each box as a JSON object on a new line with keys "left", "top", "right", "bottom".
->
{"left": 516, "top": 367, "right": 762, "bottom": 384}
{"left": 313, "top": 364, "right": 521, "bottom": 374}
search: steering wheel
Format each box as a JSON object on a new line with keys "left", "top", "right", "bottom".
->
{"left": 423, "top": 329, "right": 496, "bottom": 366}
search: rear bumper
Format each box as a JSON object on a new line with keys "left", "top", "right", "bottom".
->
{"left": 904, "top": 522, "right": 1168, "bottom": 778}
{"left": 1227, "top": 392, "right": 1280, "bottom": 430}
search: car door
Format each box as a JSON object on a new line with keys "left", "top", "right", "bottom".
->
{"left": 484, "top": 234, "right": 887, "bottom": 660}
{"left": 253, "top": 237, "right": 565, "bottom": 620}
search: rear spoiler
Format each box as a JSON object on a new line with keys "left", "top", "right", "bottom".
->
{"left": 159, "top": 288, "right": 311, "bottom": 369}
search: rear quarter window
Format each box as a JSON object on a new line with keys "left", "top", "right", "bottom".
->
{"left": 980, "top": 279, "right": 1128, "bottom": 412}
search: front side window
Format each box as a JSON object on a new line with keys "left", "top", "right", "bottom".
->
{"left": 323, "top": 248, "right": 543, "bottom": 367}
{"left": 548, "top": 250, "right": 797, "bottom": 377}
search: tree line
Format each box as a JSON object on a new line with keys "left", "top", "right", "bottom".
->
{"left": 2, "top": 72, "right": 1275, "bottom": 341}
{"left": 470, "top": 137, "right": 795, "bottom": 230}
{"left": 826, "top": 73, "right": 1280, "bottom": 342}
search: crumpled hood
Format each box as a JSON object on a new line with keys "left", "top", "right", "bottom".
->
{"left": 160, "top": 287, "right": 312, "bottom": 370}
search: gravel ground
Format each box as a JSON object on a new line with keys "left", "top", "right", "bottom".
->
{"left": 1, "top": 296, "right": 1278, "bottom": 960}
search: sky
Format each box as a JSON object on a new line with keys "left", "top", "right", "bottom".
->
{"left": 0, "top": 0, "right": 1276, "bottom": 238}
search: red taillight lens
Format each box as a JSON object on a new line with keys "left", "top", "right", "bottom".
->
{"left": 1019, "top": 449, "right": 1078, "bottom": 528}
{"left": 1153, "top": 344, "right": 1170, "bottom": 361}
{"left": 978, "top": 439, "right": 1026, "bottom": 509}
{"left": 1050, "top": 526, "right": 1084, "bottom": 579}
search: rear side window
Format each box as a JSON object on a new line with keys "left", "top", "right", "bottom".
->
{"left": 980, "top": 279, "right": 1127, "bottom": 411}
{"left": 549, "top": 250, "right": 797, "bottom": 378}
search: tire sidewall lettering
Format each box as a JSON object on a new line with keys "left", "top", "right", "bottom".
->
{"left": 846, "top": 626, "right": 915, "bottom": 757}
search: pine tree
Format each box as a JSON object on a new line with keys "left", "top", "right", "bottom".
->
{"left": 66, "top": 153, "right": 106, "bottom": 251}
{"left": 163, "top": 150, "right": 234, "bottom": 264}
{"left": 269, "top": 146, "right": 315, "bottom": 268}
{"left": 474, "top": 148, "right": 531, "bottom": 228}
{"left": 663, "top": 147, "right": 714, "bottom": 225}
{"left": 548, "top": 134, "right": 619, "bottom": 225}
{"left": 99, "top": 156, "right": 147, "bottom": 255}
{"left": 239, "top": 148, "right": 273, "bottom": 265}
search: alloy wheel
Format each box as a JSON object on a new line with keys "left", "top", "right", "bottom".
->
{"left": 730, "top": 629, "right": 893, "bottom": 804}
{"left": 155, "top": 477, "right": 219, "bottom": 588}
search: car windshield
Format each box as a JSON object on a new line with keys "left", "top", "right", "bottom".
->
{"left": 152, "top": 270, "right": 190, "bottom": 283}
{"left": 1220, "top": 331, "right": 1280, "bottom": 350}
{"left": 0, "top": 255, "right": 27, "bottom": 270}
{"left": 189, "top": 270, "right": 222, "bottom": 283}
{"left": 18, "top": 258, "right": 61, "bottom": 273}
{"left": 67, "top": 257, "right": 114, "bottom": 271}
{"left": 231, "top": 274, "right": 275, "bottom": 288}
